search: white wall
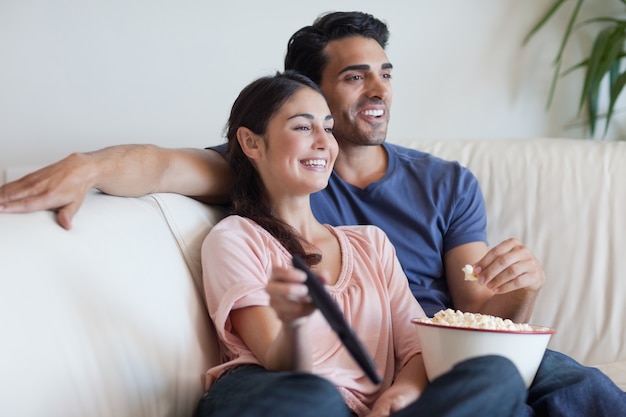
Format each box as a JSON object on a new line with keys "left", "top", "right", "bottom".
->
{"left": 1, "top": 0, "right": 624, "bottom": 182}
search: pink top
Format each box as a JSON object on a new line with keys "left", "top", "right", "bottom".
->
{"left": 201, "top": 215, "right": 425, "bottom": 416}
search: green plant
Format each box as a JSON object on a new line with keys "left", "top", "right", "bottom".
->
{"left": 524, "top": 0, "right": 626, "bottom": 138}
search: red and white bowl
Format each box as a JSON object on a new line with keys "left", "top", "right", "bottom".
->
{"left": 412, "top": 319, "right": 556, "bottom": 388}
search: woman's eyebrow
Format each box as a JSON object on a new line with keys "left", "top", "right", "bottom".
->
{"left": 288, "top": 113, "right": 314, "bottom": 120}
{"left": 287, "top": 114, "right": 334, "bottom": 121}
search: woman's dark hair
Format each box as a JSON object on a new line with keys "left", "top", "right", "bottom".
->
{"left": 284, "top": 11, "right": 390, "bottom": 85}
{"left": 225, "top": 70, "right": 323, "bottom": 265}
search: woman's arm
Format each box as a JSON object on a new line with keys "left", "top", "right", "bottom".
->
{"left": 230, "top": 265, "right": 316, "bottom": 372}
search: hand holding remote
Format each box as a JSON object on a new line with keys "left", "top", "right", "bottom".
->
{"left": 291, "top": 255, "right": 381, "bottom": 384}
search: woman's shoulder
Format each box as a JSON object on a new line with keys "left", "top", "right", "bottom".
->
{"left": 205, "top": 215, "right": 268, "bottom": 246}
{"left": 210, "top": 215, "right": 263, "bottom": 234}
{"left": 213, "top": 214, "right": 249, "bottom": 227}
{"left": 206, "top": 215, "right": 291, "bottom": 258}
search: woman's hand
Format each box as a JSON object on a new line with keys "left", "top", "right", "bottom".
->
{"left": 266, "top": 265, "right": 316, "bottom": 326}
{"left": 367, "top": 388, "right": 419, "bottom": 417}
{"left": 367, "top": 354, "right": 427, "bottom": 417}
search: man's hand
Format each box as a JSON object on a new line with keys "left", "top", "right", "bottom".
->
{"left": 0, "top": 145, "right": 233, "bottom": 230}
{"left": 0, "top": 153, "right": 95, "bottom": 230}
{"left": 445, "top": 238, "right": 545, "bottom": 322}
{"left": 473, "top": 238, "right": 545, "bottom": 295}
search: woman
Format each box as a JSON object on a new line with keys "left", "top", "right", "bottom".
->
{"left": 196, "top": 71, "right": 525, "bottom": 417}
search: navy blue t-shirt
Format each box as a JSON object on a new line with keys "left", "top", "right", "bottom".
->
{"left": 210, "top": 142, "right": 487, "bottom": 316}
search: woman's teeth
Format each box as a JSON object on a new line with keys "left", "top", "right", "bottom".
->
{"left": 302, "top": 159, "right": 326, "bottom": 167}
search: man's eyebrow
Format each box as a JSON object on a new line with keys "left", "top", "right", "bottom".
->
{"left": 337, "top": 62, "right": 393, "bottom": 75}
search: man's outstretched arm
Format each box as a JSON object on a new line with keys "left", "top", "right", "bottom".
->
{"left": 0, "top": 145, "right": 232, "bottom": 230}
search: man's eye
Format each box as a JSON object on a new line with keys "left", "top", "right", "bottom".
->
{"left": 382, "top": 73, "right": 392, "bottom": 79}
{"left": 295, "top": 126, "right": 311, "bottom": 131}
{"left": 348, "top": 75, "right": 363, "bottom": 81}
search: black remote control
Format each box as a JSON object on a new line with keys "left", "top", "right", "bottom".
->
{"left": 292, "top": 255, "right": 382, "bottom": 384}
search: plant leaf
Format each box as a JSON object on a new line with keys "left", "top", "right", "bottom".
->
{"left": 595, "top": 29, "right": 626, "bottom": 92}
{"left": 585, "top": 26, "right": 626, "bottom": 137}
{"left": 553, "top": 0, "right": 585, "bottom": 65}
{"left": 609, "top": 54, "right": 622, "bottom": 96}
{"left": 523, "top": 0, "right": 569, "bottom": 45}
{"left": 605, "top": 70, "right": 626, "bottom": 135}
{"left": 575, "top": 17, "right": 626, "bottom": 27}
{"left": 562, "top": 58, "right": 590, "bottom": 77}
{"left": 546, "top": 0, "right": 585, "bottom": 108}
{"left": 578, "top": 27, "right": 614, "bottom": 115}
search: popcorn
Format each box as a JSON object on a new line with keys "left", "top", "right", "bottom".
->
{"left": 418, "top": 309, "right": 534, "bottom": 332}
{"left": 462, "top": 264, "right": 478, "bottom": 281}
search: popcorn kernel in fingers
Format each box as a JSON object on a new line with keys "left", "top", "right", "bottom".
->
{"left": 462, "top": 264, "right": 478, "bottom": 281}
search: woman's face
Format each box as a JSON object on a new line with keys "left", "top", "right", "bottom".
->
{"left": 256, "top": 87, "right": 337, "bottom": 199}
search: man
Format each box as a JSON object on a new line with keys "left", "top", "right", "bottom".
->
{"left": 1, "top": 11, "right": 625, "bottom": 415}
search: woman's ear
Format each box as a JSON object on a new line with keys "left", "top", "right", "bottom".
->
{"left": 236, "top": 127, "right": 262, "bottom": 159}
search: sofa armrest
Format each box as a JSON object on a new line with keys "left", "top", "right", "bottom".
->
{"left": 0, "top": 190, "right": 223, "bottom": 417}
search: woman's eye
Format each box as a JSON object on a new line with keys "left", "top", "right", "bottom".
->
{"left": 295, "top": 125, "right": 311, "bottom": 131}
{"left": 324, "top": 127, "right": 334, "bottom": 133}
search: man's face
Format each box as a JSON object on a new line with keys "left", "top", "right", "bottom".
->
{"left": 319, "top": 36, "right": 393, "bottom": 148}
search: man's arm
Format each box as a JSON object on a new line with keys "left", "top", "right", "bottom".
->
{"left": 0, "top": 144, "right": 233, "bottom": 230}
{"left": 444, "top": 239, "right": 544, "bottom": 323}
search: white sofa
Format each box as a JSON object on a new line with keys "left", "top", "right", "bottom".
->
{"left": 1, "top": 138, "right": 624, "bottom": 416}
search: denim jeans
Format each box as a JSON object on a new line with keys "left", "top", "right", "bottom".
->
{"left": 195, "top": 355, "right": 526, "bottom": 417}
{"left": 524, "top": 349, "right": 626, "bottom": 416}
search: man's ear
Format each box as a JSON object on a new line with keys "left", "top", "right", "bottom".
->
{"left": 236, "top": 127, "right": 262, "bottom": 159}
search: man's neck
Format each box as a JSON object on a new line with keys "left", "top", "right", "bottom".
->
{"left": 333, "top": 144, "right": 388, "bottom": 189}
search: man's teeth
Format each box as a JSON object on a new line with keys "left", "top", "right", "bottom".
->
{"left": 362, "top": 109, "right": 384, "bottom": 117}
{"left": 302, "top": 159, "right": 326, "bottom": 167}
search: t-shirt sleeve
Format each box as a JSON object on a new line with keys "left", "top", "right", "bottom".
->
{"left": 201, "top": 216, "right": 274, "bottom": 345}
{"left": 443, "top": 167, "right": 488, "bottom": 251}
{"left": 207, "top": 143, "right": 228, "bottom": 158}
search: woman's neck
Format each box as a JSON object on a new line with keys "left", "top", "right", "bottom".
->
{"left": 273, "top": 198, "right": 320, "bottom": 241}
{"left": 273, "top": 197, "right": 342, "bottom": 285}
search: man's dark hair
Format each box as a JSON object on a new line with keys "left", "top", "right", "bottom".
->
{"left": 284, "top": 11, "right": 390, "bottom": 85}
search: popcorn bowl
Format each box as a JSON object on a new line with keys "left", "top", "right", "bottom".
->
{"left": 412, "top": 319, "right": 555, "bottom": 388}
